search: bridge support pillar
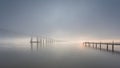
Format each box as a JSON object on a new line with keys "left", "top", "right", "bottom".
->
{"left": 93, "top": 43, "right": 94, "bottom": 48}
{"left": 96, "top": 43, "right": 97, "bottom": 48}
{"left": 112, "top": 44, "right": 114, "bottom": 52}
{"left": 84, "top": 43, "right": 86, "bottom": 47}
{"left": 100, "top": 43, "right": 101, "bottom": 50}
{"left": 88, "top": 43, "right": 90, "bottom": 47}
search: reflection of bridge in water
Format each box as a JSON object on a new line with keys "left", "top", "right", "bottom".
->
{"left": 30, "top": 37, "right": 62, "bottom": 52}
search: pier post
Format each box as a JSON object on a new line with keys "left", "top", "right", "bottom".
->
{"left": 106, "top": 43, "right": 108, "bottom": 51}
{"left": 112, "top": 41, "right": 114, "bottom": 52}
{"left": 30, "top": 37, "right": 33, "bottom": 51}
{"left": 85, "top": 43, "right": 86, "bottom": 47}
{"left": 100, "top": 42, "right": 101, "bottom": 50}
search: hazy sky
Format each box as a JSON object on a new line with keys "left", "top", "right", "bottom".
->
{"left": 0, "top": 0, "right": 120, "bottom": 41}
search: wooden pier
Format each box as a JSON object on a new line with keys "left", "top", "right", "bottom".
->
{"left": 83, "top": 41, "right": 120, "bottom": 52}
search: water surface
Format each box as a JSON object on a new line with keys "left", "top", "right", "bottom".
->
{"left": 0, "top": 43, "right": 120, "bottom": 68}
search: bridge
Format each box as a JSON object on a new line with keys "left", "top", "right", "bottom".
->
{"left": 30, "top": 37, "right": 56, "bottom": 44}
{"left": 29, "top": 36, "right": 63, "bottom": 52}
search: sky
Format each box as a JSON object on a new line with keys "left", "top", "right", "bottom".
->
{"left": 0, "top": 0, "right": 120, "bottom": 41}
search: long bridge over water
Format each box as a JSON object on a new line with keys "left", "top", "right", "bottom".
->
{"left": 29, "top": 36, "right": 64, "bottom": 51}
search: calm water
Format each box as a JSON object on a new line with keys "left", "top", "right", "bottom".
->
{"left": 0, "top": 43, "right": 120, "bottom": 68}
